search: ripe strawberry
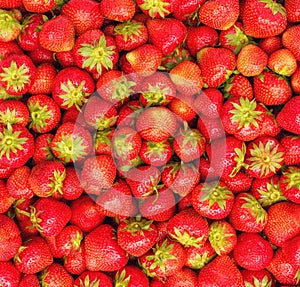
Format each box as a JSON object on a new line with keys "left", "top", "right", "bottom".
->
{"left": 279, "top": 166, "right": 300, "bottom": 204}
{"left": 100, "top": 0, "right": 135, "bottom": 21}
{"left": 115, "top": 265, "right": 149, "bottom": 287}
{"left": 117, "top": 217, "right": 158, "bottom": 257}
{"left": 32, "top": 133, "right": 54, "bottom": 163}
{"left": 281, "top": 135, "right": 300, "bottom": 165}
{"left": 268, "top": 48, "right": 297, "bottom": 76}
{"left": 208, "top": 220, "right": 237, "bottom": 256}
{"left": 242, "top": 0, "right": 287, "bottom": 38}
{"left": 0, "top": 99, "right": 29, "bottom": 126}
{"left": 265, "top": 201, "right": 300, "bottom": 247}
{"left": 27, "top": 94, "right": 61, "bottom": 133}
{"left": 0, "top": 0, "right": 22, "bottom": 8}
{"left": 223, "top": 74, "right": 254, "bottom": 99}
{"left": 259, "top": 35, "right": 282, "bottom": 55}
{"left": 197, "top": 47, "right": 236, "bottom": 87}
{"left": 0, "top": 214, "right": 21, "bottom": 261}
{"left": 0, "top": 179, "right": 14, "bottom": 214}
{"left": 0, "top": 261, "right": 20, "bottom": 287}
{"left": 233, "top": 232, "right": 273, "bottom": 271}
{"left": 165, "top": 267, "right": 198, "bottom": 287}
{"left": 19, "top": 274, "right": 40, "bottom": 287}
{"left": 73, "top": 271, "right": 113, "bottom": 287}
{"left": 61, "top": 0, "right": 104, "bottom": 35}
{"left": 192, "top": 181, "right": 235, "bottom": 220}
{"left": 0, "top": 9, "right": 22, "bottom": 42}
{"left": 241, "top": 269, "right": 275, "bottom": 287}
{"left": 0, "top": 53, "right": 37, "bottom": 96}
{"left": 70, "top": 195, "right": 105, "bottom": 232}
{"left": 0, "top": 41, "right": 23, "bottom": 62}
{"left": 61, "top": 167, "right": 83, "bottom": 200}
{"left": 81, "top": 155, "right": 116, "bottom": 195}
{"left": 237, "top": 44, "right": 268, "bottom": 77}
{"left": 291, "top": 67, "right": 300, "bottom": 93}
{"left": 136, "top": 106, "right": 177, "bottom": 142}
{"left": 172, "top": 0, "right": 205, "bottom": 22}
{"left": 169, "top": 60, "right": 203, "bottom": 96}
{"left": 229, "top": 192, "right": 268, "bottom": 233}
{"left": 199, "top": 0, "right": 239, "bottom": 30}
{"left": 52, "top": 66, "right": 95, "bottom": 111}
{"left": 85, "top": 224, "right": 128, "bottom": 272}
{"left": 22, "top": 0, "right": 55, "bottom": 12}
{"left": 282, "top": 24, "right": 300, "bottom": 61}
{"left": 276, "top": 96, "right": 300, "bottom": 135}
{"left": 14, "top": 236, "right": 53, "bottom": 274}
{"left": 94, "top": 128, "right": 114, "bottom": 156}
{"left": 223, "top": 171, "right": 253, "bottom": 194}
{"left": 73, "top": 29, "right": 118, "bottom": 75}
{"left": 168, "top": 94, "right": 196, "bottom": 122}
{"left": 137, "top": 0, "right": 178, "bottom": 18}
{"left": 285, "top": 0, "right": 300, "bottom": 22}
{"left": 40, "top": 263, "right": 74, "bottom": 287}
{"left": 64, "top": 244, "right": 86, "bottom": 275}
{"left": 39, "top": 15, "right": 75, "bottom": 52}
{"left": 197, "top": 255, "right": 244, "bottom": 287}
{"left": 139, "top": 238, "right": 185, "bottom": 279}
{"left": 197, "top": 116, "right": 225, "bottom": 142}
{"left": 167, "top": 207, "right": 209, "bottom": 248}
{"left": 27, "top": 45, "right": 55, "bottom": 65}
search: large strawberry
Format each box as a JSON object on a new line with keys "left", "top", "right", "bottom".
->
{"left": 165, "top": 267, "right": 198, "bottom": 287}
{"left": 99, "top": 0, "right": 135, "bottom": 21}
{"left": 40, "top": 263, "right": 74, "bottom": 287}
{"left": 0, "top": 99, "right": 29, "bottom": 126}
{"left": 136, "top": 0, "right": 179, "bottom": 18}
{"left": 282, "top": 24, "right": 300, "bottom": 61}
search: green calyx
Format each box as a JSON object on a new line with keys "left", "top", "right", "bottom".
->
{"left": 0, "top": 108, "right": 22, "bottom": 126}
{"left": 48, "top": 168, "right": 66, "bottom": 196}
{"left": 114, "top": 21, "right": 144, "bottom": 42}
{"left": 200, "top": 182, "right": 232, "bottom": 210}
{"left": 0, "top": 123, "right": 28, "bottom": 160}
{"left": 113, "top": 133, "right": 134, "bottom": 160}
{"left": 230, "top": 97, "right": 262, "bottom": 129}
{"left": 139, "top": 0, "right": 170, "bottom": 18}
{"left": 0, "top": 61, "right": 30, "bottom": 93}
{"left": 51, "top": 134, "right": 88, "bottom": 163}
{"left": 79, "top": 35, "right": 115, "bottom": 75}
{"left": 209, "top": 221, "right": 234, "bottom": 255}
{"left": 121, "top": 216, "right": 154, "bottom": 236}
{"left": 14, "top": 245, "right": 28, "bottom": 264}
{"left": 187, "top": 251, "right": 214, "bottom": 270}
{"left": 225, "top": 25, "right": 249, "bottom": 54}
{"left": 68, "top": 230, "right": 83, "bottom": 252}
{"left": 245, "top": 275, "right": 273, "bottom": 287}
{"left": 109, "top": 76, "right": 135, "bottom": 103}
{"left": 93, "top": 115, "right": 118, "bottom": 131}
{"left": 115, "top": 269, "right": 131, "bottom": 287}
{"left": 248, "top": 140, "right": 284, "bottom": 177}
{"left": 95, "top": 129, "right": 112, "bottom": 147}
{"left": 294, "top": 269, "right": 300, "bottom": 285}
{"left": 28, "top": 101, "right": 51, "bottom": 133}
{"left": 142, "top": 84, "right": 171, "bottom": 107}
{"left": 0, "top": 9, "right": 21, "bottom": 38}
{"left": 28, "top": 206, "right": 44, "bottom": 233}
{"left": 282, "top": 167, "right": 300, "bottom": 189}
{"left": 144, "top": 141, "right": 169, "bottom": 160}
{"left": 179, "top": 122, "right": 204, "bottom": 148}
{"left": 170, "top": 227, "right": 205, "bottom": 248}
{"left": 74, "top": 275, "right": 100, "bottom": 287}
{"left": 257, "top": 180, "right": 286, "bottom": 207}
{"left": 59, "top": 80, "right": 89, "bottom": 111}
{"left": 230, "top": 143, "right": 249, "bottom": 177}
{"left": 259, "top": 0, "right": 286, "bottom": 16}
{"left": 241, "top": 193, "right": 267, "bottom": 224}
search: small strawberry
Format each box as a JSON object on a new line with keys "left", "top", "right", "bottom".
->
{"left": 279, "top": 166, "right": 300, "bottom": 204}
{"left": 268, "top": 48, "right": 297, "bottom": 76}
{"left": 259, "top": 35, "right": 282, "bottom": 55}
{"left": 100, "top": 0, "right": 135, "bottom": 21}
{"left": 22, "top": 0, "right": 56, "bottom": 12}
{"left": 241, "top": 269, "right": 275, "bottom": 287}
{"left": 27, "top": 45, "right": 55, "bottom": 65}
{"left": 0, "top": 99, "right": 29, "bottom": 127}
{"left": 32, "top": 133, "right": 54, "bottom": 163}
{"left": 281, "top": 135, "right": 300, "bottom": 165}
{"left": 61, "top": 167, "right": 83, "bottom": 201}
{"left": 165, "top": 267, "right": 198, "bottom": 287}
{"left": 0, "top": 9, "right": 22, "bottom": 42}
{"left": 39, "top": 15, "right": 75, "bottom": 52}
{"left": 223, "top": 74, "right": 254, "bottom": 100}
{"left": 168, "top": 94, "right": 196, "bottom": 122}
{"left": 73, "top": 271, "right": 113, "bottom": 287}
{"left": 40, "top": 263, "right": 74, "bottom": 287}
{"left": 282, "top": 24, "right": 300, "bottom": 61}
{"left": 0, "top": 261, "right": 20, "bottom": 287}
{"left": 19, "top": 274, "right": 40, "bottom": 287}
{"left": 172, "top": 0, "right": 205, "bottom": 23}
{"left": 115, "top": 265, "right": 149, "bottom": 287}
{"left": 137, "top": 0, "right": 178, "bottom": 18}
{"left": 64, "top": 244, "right": 86, "bottom": 275}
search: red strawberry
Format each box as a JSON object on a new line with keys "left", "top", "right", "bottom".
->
{"left": 14, "top": 236, "right": 53, "bottom": 274}
{"left": 168, "top": 94, "right": 196, "bottom": 122}
{"left": 0, "top": 214, "right": 21, "bottom": 261}
{"left": 64, "top": 244, "right": 86, "bottom": 275}
{"left": 27, "top": 94, "right": 61, "bottom": 133}
{"left": 52, "top": 66, "right": 95, "bottom": 111}
{"left": 0, "top": 0, "right": 22, "bottom": 8}
{"left": 165, "top": 267, "right": 198, "bottom": 287}
{"left": 233, "top": 232, "right": 273, "bottom": 271}
{"left": 22, "top": 0, "right": 55, "bottom": 12}
{"left": 19, "top": 274, "right": 40, "bottom": 287}
{"left": 242, "top": 0, "right": 287, "bottom": 38}
{"left": 0, "top": 99, "right": 29, "bottom": 126}
{"left": 73, "top": 271, "right": 113, "bottom": 287}
{"left": 285, "top": 0, "right": 300, "bottom": 22}
{"left": 94, "top": 128, "right": 114, "bottom": 156}
{"left": 32, "top": 133, "right": 54, "bottom": 163}
{"left": 172, "top": 0, "right": 205, "bottom": 22}
{"left": 0, "top": 179, "right": 14, "bottom": 214}
{"left": 40, "top": 263, "right": 74, "bottom": 287}
{"left": 115, "top": 265, "right": 149, "bottom": 287}
{"left": 197, "top": 255, "right": 244, "bottom": 287}
{"left": 264, "top": 201, "right": 300, "bottom": 247}
{"left": 259, "top": 35, "right": 282, "bottom": 55}
{"left": 282, "top": 24, "right": 300, "bottom": 61}
{"left": 197, "top": 47, "right": 236, "bottom": 88}
{"left": 100, "top": 0, "right": 135, "bottom": 21}
{"left": 0, "top": 9, "right": 22, "bottom": 42}
{"left": 279, "top": 166, "right": 300, "bottom": 204}
{"left": 167, "top": 207, "right": 209, "bottom": 248}
{"left": 223, "top": 171, "right": 253, "bottom": 194}
{"left": 27, "top": 45, "right": 55, "bottom": 65}
{"left": 0, "top": 41, "right": 23, "bottom": 63}
{"left": 0, "top": 261, "right": 20, "bottom": 287}
{"left": 199, "top": 0, "right": 239, "bottom": 30}
{"left": 85, "top": 224, "right": 128, "bottom": 272}
{"left": 61, "top": 0, "right": 104, "bottom": 35}
{"left": 276, "top": 96, "right": 300, "bottom": 135}
{"left": 61, "top": 167, "right": 83, "bottom": 201}
{"left": 223, "top": 74, "right": 254, "bottom": 100}
{"left": 229, "top": 192, "right": 268, "bottom": 233}
{"left": 39, "top": 15, "right": 75, "bottom": 52}
{"left": 281, "top": 135, "right": 300, "bottom": 165}
{"left": 136, "top": 0, "right": 179, "bottom": 18}
{"left": 241, "top": 269, "right": 275, "bottom": 287}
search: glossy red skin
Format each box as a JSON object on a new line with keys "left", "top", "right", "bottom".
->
{"left": 32, "top": 133, "right": 54, "bottom": 164}
{"left": 64, "top": 244, "right": 86, "bottom": 275}
{"left": 165, "top": 267, "right": 198, "bottom": 287}
{"left": 22, "top": 0, "right": 55, "bottom": 12}
{"left": 28, "top": 46, "right": 55, "bottom": 65}
{"left": 241, "top": 269, "right": 275, "bottom": 287}
{"left": 99, "top": 0, "right": 135, "bottom": 21}
{"left": 0, "top": 41, "right": 23, "bottom": 62}
{"left": 62, "top": 167, "right": 83, "bottom": 200}
{"left": 172, "top": 0, "right": 206, "bottom": 21}
{"left": 73, "top": 271, "right": 112, "bottom": 287}
{"left": 0, "top": 99, "right": 29, "bottom": 126}
{"left": 0, "top": 261, "right": 20, "bottom": 287}
{"left": 136, "top": 0, "right": 179, "bottom": 18}
{"left": 41, "top": 263, "right": 74, "bottom": 287}
{"left": 115, "top": 265, "right": 149, "bottom": 287}
{"left": 117, "top": 100, "right": 143, "bottom": 127}
{"left": 225, "top": 74, "right": 254, "bottom": 100}
{"left": 19, "top": 274, "right": 40, "bottom": 287}
{"left": 223, "top": 171, "right": 253, "bottom": 194}
{"left": 168, "top": 95, "right": 196, "bottom": 122}
{"left": 197, "top": 116, "right": 225, "bottom": 142}
{"left": 281, "top": 135, "right": 300, "bottom": 165}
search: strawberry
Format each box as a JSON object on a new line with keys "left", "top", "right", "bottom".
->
{"left": 0, "top": 41, "right": 23, "bottom": 62}
{"left": 197, "top": 47, "right": 236, "bottom": 88}
{"left": 276, "top": 96, "right": 300, "bottom": 135}
{"left": 61, "top": 0, "right": 104, "bottom": 35}
{"left": 0, "top": 179, "right": 14, "bottom": 214}
{"left": 81, "top": 155, "right": 116, "bottom": 195}
{"left": 19, "top": 274, "right": 40, "bottom": 287}
{"left": 233, "top": 232, "right": 273, "bottom": 271}
{"left": 259, "top": 35, "right": 282, "bottom": 55}
{"left": 139, "top": 238, "right": 185, "bottom": 279}
{"left": 61, "top": 167, "right": 83, "bottom": 200}
{"left": 100, "top": 0, "right": 135, "bottom": 21}
{"left": 208, "top": 220, "right": 237, "bottom": 256}
{"left": 114, "top": 20, "right": 148, "bottom": 51}
{"left": 52, "top": 66, "right": 95, "bottom": 111}
{"left": 22, "top": 0, "right": 56, "bottom": 12}
{"left": 94, "top": 128, "right": 114, "bottom": 156}
{"left": 237, "top": 44, "right": 268, "bottom": 77}
{"left": 223, "top": 171, "right": 253, "bottom": 194}
{"left": 70, "top": 195, "right": 105, "bottom": 232}
{"left": 0, "top": 53, "right": 37, "bottom": 96}
{"left": 39, "top": 15, "right": 75, "bottom": 52}
{"left": 27, "top": 94, "right": 61, "bottom": 133}
{"left": 167, "top": 207, "right": 209, "bottom": 248}
{"left": 199, "top": 0, "right": 239, "bottom": 30}
{"left": 0, "top": 0, "right": 22, "bottom": 8}
{"left": 0, "top": 99, "right": 29, "bottom": 126}
{"left": 165, "top": 267, "right": 198, "bottom": 287}
{"left": 168, "top": 94, "right": 196, "bottom": 122}
{"left": 85, "top": 224, "right": 128, "bottom": 272}
{"left": 117, "top": 217, "right": 158, "bottom": 257}
{"left": 223, "top": 74, "right": 254, "bottom": 100}
{"left": 0, "top": 261, "right": 20, "bottom": 287}
{"left": 229, "top": 192, "right": 268, "bottom": 232}
{"left": 64, "top": 244, "right": 86, "bottom": 275}
{"left": 27, "top": 45, "right": 55, "bottom": 66}
{"left": 73, "top": 29, "right": 118, "bottom": 75}
{"left": 265, "top": 201, "right": 300, "bottom": 247}
{"left": 282, "top": 24, "right": 300, "bottom": 61}
{"left": 197, "top": 255, "right": 244, "bottom": 287}
{"left": 32, "top": 133, "right": 54, "bottom": 163}
{"left": 0, "top": 9, "right": 22, "bottom": 42}
{"left": 169, "top": 60, "right": 203, "bottom": 97}
{"left": 40, "top": 263, "right": 74, "bottom": 287}
{"left": 115, "top": 265, "right": 149, "bottom": 287}
{"left": 192, "top": 181, "right": 235, "bottom": 220}
{"left": 242, "top": 0, "right": 287, "bottom": 38}
{"left": 285, "top": 0, "right": 300, "bottom": 22}
{"left": 186, "top": 26, "right": 219, "bottom": 57}
{"left": 0, "top": 214, "right": 21, "bottom": 261}
{"left": 14, "top": 236, "right": 53, "bottom": 274}
{"left": 0, "top": 124, "right": 34, "bottom": 169}
{"left": 241, "top": 269, "right": 275, "bottom": 287}
{"left": 291, "top": 67, "right": 300, "bottom": 93}
{"left": 136, "top": 0, "right": 179, "bottom": 18}
{"left": 50, "top": 121, "right": 92, "bottom": 163}
{"left": 172, "top": 0, "right": 205, "bottom": 23}
{"left": 279, "top": 166, "right": 300, "bottom": 204}
{"left": 136, "top": 106, "right": 177, "bottom": 142}
{"left": 281, "top": 135, "right": 300, "bottom": 165}
{"left": 268, "top": 48, "right": 297, "bottom": 76}
{"left": 197, "top": 116, "right": 225, "bottom": 142}
{"left": 73, "top": 271, "right": 113, "bottom": 287}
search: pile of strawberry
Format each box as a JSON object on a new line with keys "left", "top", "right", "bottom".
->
{"left": 1, "top": 0, "right": 300, "bottom": 286}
